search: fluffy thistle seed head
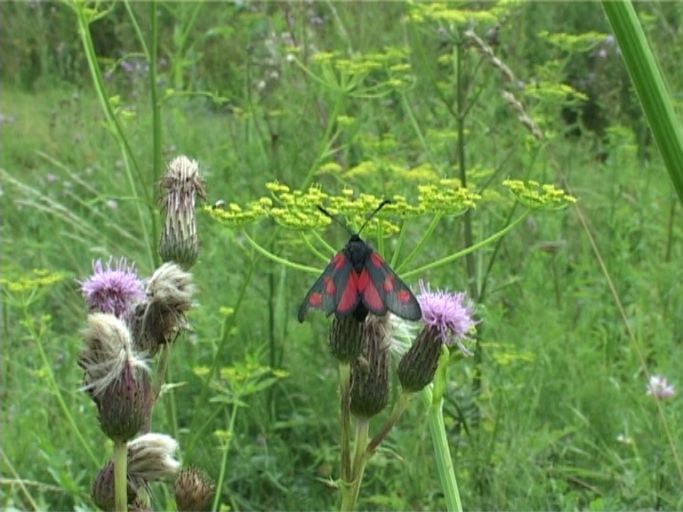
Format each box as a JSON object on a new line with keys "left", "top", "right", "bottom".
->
{"left": 80, "top": 258, "right": 145, "bottom": 319}
{"left": 160, "top": 155, "right": 206, "bottom": 268}
{"left": 329, "top": 315, "right": 365, "bottom": 363}
{"left": 175, "top": 467, "right": 216, "bottom": 512}
{"left": 350, "top": 315, "right": 391, "bottom": 418}
{"left": 128, "top": 433, "right": 181, "bottom": 481}
{"left": 80, "top": 314, "right": 152, "bottom": 442}
{"left": 130, "top": 262, "right": 194, "bottom": 355}
{"left": 91, "top": 434, "right": 179, "bottom": 511}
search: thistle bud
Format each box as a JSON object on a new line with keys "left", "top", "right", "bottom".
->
{"left": 159, "top": 155, "right": 206, "bottom": 268}
{"left": 329, "top": 315, "right": 364, "bottom": 363}
{"left": 175, "top": 468, "right": 216, "bottom": 511}
{"left": 80, "top": 314, "right": 152, "bottom": 442}
{"left": 350, "top": 315, "right": 391, "bottom": 418}
{"left": 130, "top": 262, "right": 194, "bottom": 355}
{"left": 92, "top": 460, "right": 145, "bottom": 512}
{"left": 397, "top": 325, "right": 442, "bottom": 393}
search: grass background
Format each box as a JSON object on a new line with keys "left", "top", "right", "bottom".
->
{"left": 2, "top": 1, "right": 683, "bottom": 510}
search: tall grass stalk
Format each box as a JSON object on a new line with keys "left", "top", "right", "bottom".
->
{"left": 149, "top": 0, "right": 161, "bottom": 266}
{"left": 70, "top": 1, "right": 155, "bottom": 268}
{"left": 602, "top": 1, "right": 683, "bottom": 204}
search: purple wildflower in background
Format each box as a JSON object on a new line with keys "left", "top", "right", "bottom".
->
{"left": 80, "top": 258, "right": 145, "bottom": 319}
{"left": 646, "top": 375, "right": 676, "bottom": 400}
{"left": 417, "top": 280, "right": 476, "bottom": 354}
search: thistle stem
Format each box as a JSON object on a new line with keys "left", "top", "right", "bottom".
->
{"left": 422, "top": 387, "right": 462, "bottom": 512}
{"left": 339, "top": 363, "right": 352, "bottom": 483}
{"left": 113, "top": 440, "right": 128, "bottom": 512}
{"left": 341, "top": 418, "right": 370, "bottom": 512}
{"left": 366, "top": 392, "right": 411, "bottom": 454}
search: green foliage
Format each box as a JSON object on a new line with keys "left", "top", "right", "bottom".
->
{"left": 2, "top": 1, "right": 683, "bottom": 511}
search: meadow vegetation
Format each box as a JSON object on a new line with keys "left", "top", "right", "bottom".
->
{"left": 2, "top": 1, "right": 683, "bottom": 510}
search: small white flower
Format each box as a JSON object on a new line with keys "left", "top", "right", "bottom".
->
{"left": 646, "top": 374, "right": 676, "bottom": 400}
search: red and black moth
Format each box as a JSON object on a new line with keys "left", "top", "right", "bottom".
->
{"left": 298, "top": 201, "right": 422, "bottom": 323}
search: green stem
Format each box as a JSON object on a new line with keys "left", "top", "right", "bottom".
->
{"left": 122, "top": 0, "right": 149, "bottom": 59}
{"left": 339, "top": 363, "right": 352, "bottom": 482}
{"left": 149, "top": 0, "right": 161, "bottom": 266}
{"left": 602, "top": 1, "right": 683, "bottom": 205}
{"left": 302, "top": 233, "right": 334, "bottom": 263}
{"left": 32, "top": 318, "right": 99, "bottom": 467}
{"left": 366, "top": 392, "right": 411, "bottom": 454}
{"left": 212, "top": 401, "right": 240, "bottom": 512}
{"left": 422, "top": 387, "right": 462, "bottom": 512}
{"left": 341, "top": 418, "right": 370, "bottom": 512}
{"left": 73, "top": 3, "right": 154, "bottom": 269}
{"left": 301, "top": 98, "right": 343, "bottom": 189}
{"left": 401, "top": 92, "right": 441, "bottom": 175}
{"left": 113, "top": 441, "right": 128, "bottom": 512}
{"left": 395, "top": 213, "right": 443, "bottom": 273}
{"left": 390, "top": 219, "right": 407, "bottom": 268}
{"left": 243, "top": 232, "right": 321, "bottom": 274}
{"left": 401, "top": 211, "right": 529, "bottom": 279}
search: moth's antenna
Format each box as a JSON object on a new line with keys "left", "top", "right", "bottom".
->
{"left": 358, "top": 199, "right": 392, "bottom": 235}
{"left": 317, "top": 205, "right": 354, "bottom": 236}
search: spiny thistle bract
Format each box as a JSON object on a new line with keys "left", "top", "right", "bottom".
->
{"left": 175, "top": 468, "right": 216, "bottom": 512}
{"left": 329, "top": 315, "right": 365, "bottom": 363}
{"left": 80, "top": 313, "right": 152, "bottom": 442}
{"left": 350, "top": 315, "right": 391, "bottom": 418}
{"left": 159, "top": 155, "right": 206, "bottom": 268}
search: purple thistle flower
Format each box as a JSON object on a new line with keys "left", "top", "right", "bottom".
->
{"left": 646, "top": 374, "right": 676, "bottom": 400}
{"left": 417, "top": 280, "right": 476, "bottom": 354}
{"left": 80, "top": 258, "right": 145, "bottom": 319}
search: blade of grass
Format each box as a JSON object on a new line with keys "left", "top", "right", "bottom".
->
{"left": 602, "top": 1, "right": 683, "bottom": 204}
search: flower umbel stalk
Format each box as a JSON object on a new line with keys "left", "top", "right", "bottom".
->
{"left": 113, "top": 440, "right": 128, "bottom": 512}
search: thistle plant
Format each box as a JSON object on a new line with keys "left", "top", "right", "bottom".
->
{"left": 76, "top": 156, "right": 215, "bottom": 511}
{"left": 207, "top": 177, "right": 575, "bottom": 510}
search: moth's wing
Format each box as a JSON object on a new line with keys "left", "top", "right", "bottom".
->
{"left": 333, "top": 256, "right": 360, "bottom": 317}
{"left": 357, "top": 266, "right": 388, "bottom": 316}
{"left": 298, "top": 252, "right": 352, "bottom": 322}
{"left": 365, "top": 252, "right": 422, "bottom": 321}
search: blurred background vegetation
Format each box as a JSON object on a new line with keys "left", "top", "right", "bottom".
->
{"left": 2, "top": 1, "right": 683, "bottom": 510}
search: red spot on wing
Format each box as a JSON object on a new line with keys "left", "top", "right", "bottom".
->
{"left": 397, "top": 290, "right": 411, "bottom": 303}
{"left": 383, "top": 274, "right": 395, "bottom": 292}
{"left": 324, "top": 276, "right": 336, "bottom": 295}
{"left": 337, "top": 274, "right": 359, "bottom": 314}
{"left": 333, "top": 253, "right": 347, "bottom": 270}
{"left": 362, "top": 270, "right": 384, "bottom": 311}
{"left": 370, "top": 252, "right": 385, "bottom": 268}
{"left": 309, "top": 292, "right": 323, "bottom": 306}
{"left": 356, "top": 268, "right": 371, "bottom": 292}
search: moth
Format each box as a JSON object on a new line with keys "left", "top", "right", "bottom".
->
{"left": 298, "top": 200, "right": 422, "bottom": 323}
